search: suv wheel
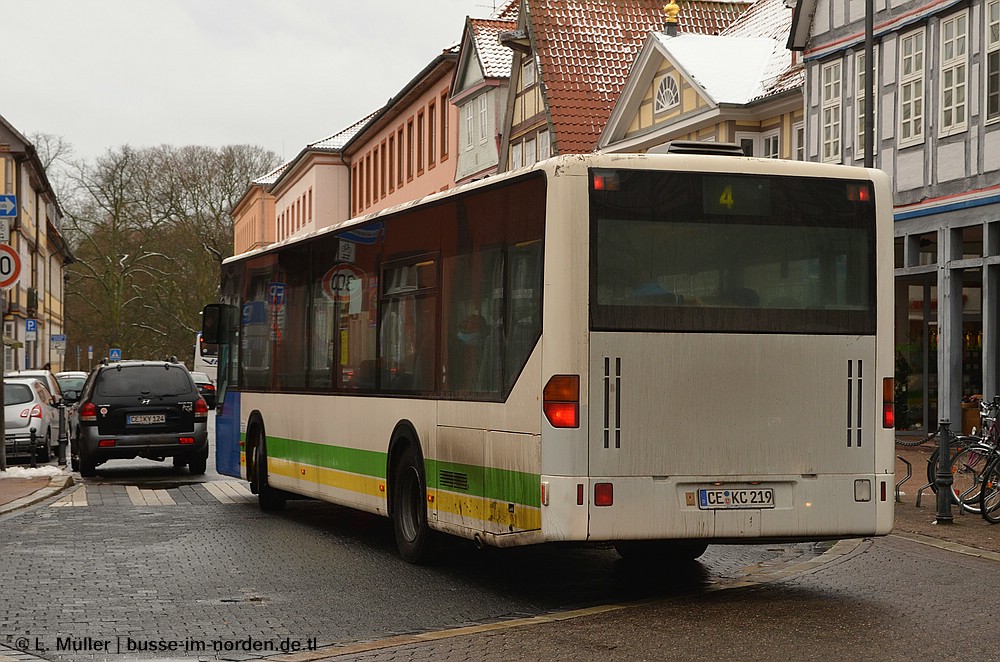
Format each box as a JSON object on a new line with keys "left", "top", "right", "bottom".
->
{"left": 79, "top": 449, "right": 98, "bottom": 478}
{"left": 188, "top": 452, "right": 208, "bottom": 476}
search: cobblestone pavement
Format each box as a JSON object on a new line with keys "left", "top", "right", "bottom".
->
{"left": 0, "top": 484, "right": 824, "bottom": 662}
{"left": 6, "top": 443, "right": 1000, "bottom": 662}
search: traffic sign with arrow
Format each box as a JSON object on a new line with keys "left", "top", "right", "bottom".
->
{"left": 0, "top": 195, "right": 16, "bottom": 217}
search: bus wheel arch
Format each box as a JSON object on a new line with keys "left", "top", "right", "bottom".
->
{"left": 387, "top": 421, "right": 435, "bottom": 564}
{"left": 246, "top": 412, "right": 285, "bottom": 512}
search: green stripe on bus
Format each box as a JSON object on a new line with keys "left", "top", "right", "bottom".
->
{"left": 262, "top": 436, "right": 539, "bottom": 507}
{"left": 266, "top": 436, "right": 387, "bottom": 479}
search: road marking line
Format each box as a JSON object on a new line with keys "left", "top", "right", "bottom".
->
{"left": 124, "top": 486, "right": 177, "bottom": 506}
{"left": 203, "top": 480, "right": 255, "bottom": 503}
{"left": 203, "top": 482, "right": 235, "bottom": 503}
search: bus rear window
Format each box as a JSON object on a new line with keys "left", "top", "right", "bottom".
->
{"left": 590, "top": 169, "right": 876, "bottom": 335}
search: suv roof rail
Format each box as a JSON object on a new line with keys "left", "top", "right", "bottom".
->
{"left": 662, "top": 140, "right": 746, "bottom": 156}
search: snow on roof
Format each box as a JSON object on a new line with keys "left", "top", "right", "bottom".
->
{"left": 654, "top": 32, "right": 784, "bottom": 104}
{"left": 471, "top": 19, "right": 517, "bottom": 78}
{"left": 307, "top": 109, "right": 381, "bottom": 151}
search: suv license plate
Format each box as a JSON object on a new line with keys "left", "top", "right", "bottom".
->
{"left": 698, "top": 487, "right": 775, "bottom": 510}
{"left": 128, "top": 414, "right": 166, "bottom": 425}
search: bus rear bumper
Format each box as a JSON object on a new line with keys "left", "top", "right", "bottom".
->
{"left": 540, "top": 474, "right": 894, "bottom": 542}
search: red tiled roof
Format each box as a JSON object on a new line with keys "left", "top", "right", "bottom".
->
{"left": 526, "top": 0, "right": 751, "bottom": 154}
{"left": 491, "top": 0, "right": 520, "bottom": 21}
{"left": 471, "top": 18, "right": 518, "bottom": 78}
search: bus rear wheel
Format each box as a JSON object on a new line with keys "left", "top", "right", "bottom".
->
{"left": 250, "top": 426, "right": 285, "bottom": 512}
{"left": 614, "top": 540, "right": 708, "bottom": 563}
{"left": 392, "top": 444, "right": 435, "bottom": 564}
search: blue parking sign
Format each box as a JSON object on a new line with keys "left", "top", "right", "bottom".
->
{"left": 109, "top": 348, "right": 122, "bottom": 362}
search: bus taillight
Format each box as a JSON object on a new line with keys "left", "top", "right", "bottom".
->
{"left": 883, "top": 377, "right": 894, "bottom": 428}
{"left": 543, "top": 375, "right": 580, "bottom": 428}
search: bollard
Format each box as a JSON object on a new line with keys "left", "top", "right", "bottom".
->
{"left": 29, "top": 428, "right": 38, "bottom": 470}
{"left": 57, "top": 403, "right": 68, "bottom": 467}
{"left": 935, "top": 419, "right": 954, "bottom": 524}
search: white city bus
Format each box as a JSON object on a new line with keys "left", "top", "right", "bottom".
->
{"left": 203, "top": 150, "right": 895, "bottom": 563}
{"left": 193, "top": 331, "right": 218, "bottom": 382}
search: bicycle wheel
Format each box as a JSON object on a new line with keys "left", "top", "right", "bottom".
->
{"left": 980, "top": 458, "right": 1000, "bottom": 524}
{"left": 947, "top": 444, "right": 993, "bottom": 514}
{"left": 926, "top": 435, "right": 977, "bottom": 491}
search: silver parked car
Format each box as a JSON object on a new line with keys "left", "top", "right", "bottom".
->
{"left": 4, "top": 377, "right": 61, "bottom": 463}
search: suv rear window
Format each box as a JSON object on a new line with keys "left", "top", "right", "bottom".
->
{"left": 96, "top": 366, "right": 195, "bottom": 397}
{"left": 4, "top": 384, "right": 33, "bottom": 405}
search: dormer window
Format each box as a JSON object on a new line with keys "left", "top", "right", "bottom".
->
{"left": 654, "top": 75, "right": 680, "bottom": 113}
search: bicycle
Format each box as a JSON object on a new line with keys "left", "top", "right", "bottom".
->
{"left": 972, "top": 397, "right": 1000, "bottom": 523}
{"left": 912, "top": 397, "right": 1000, "bottom": 514}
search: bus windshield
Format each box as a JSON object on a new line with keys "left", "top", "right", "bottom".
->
{"left": 590, "top": 169, "right": 876, "bottom": 335}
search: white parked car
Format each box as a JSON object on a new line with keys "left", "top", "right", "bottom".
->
{"left": 4, "top": 377, "right": 61, "bottom": 463}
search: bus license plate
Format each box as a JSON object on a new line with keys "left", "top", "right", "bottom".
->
{"left": 128, "top": 414, "right": 165, "bottom": 425}
{"left": 698, "top": 487, "right": 775, "bottom": 510}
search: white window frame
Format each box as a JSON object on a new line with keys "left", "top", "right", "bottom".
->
{"left": 525, "top": 136, "right": 537, "bottom": 166}
{"left": 522, "top": 59, "right": 535, "bottom": 88}
{"left": 939, "top": 11, "right": 968, "bottom": 136}
{"left": 654, "top": 74, "right": 680, "bottom": 113}
{"left": 479, "top": 95, "right": 489, "bottom": 145}
{"left": 988, "top": 0, "right": 1000, "bottom": 124}
{"left": 793, "top": 122, "right": 805, "bottom": 161}
{"left": 538, "top": 129, "right": 551, "bottom": 160}
{"left": 821, "top": 60, "right": 842, "bottom": 163}
{"left": 735, "top": 131, "right": 760, "bottom": 157}
{"left": 464, "top": 103, "right": 474, "bottom": 149}
{"left": 855, "top": 48, "right": 879, "bottom": 160}
{"left": 899, "top": 28, "right": 925, "bottom": 147}
{"left": 762, "top": 129, "right": 780, "bottom": 158}
{"left": 510, "top": 141, "right": 523, "bottom": 170}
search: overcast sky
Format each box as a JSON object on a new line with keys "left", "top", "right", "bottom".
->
{"left": 4, "top": 0, "right": 501, "bottom": 163}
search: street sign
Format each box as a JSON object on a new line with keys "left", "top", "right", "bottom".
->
{"left": 0, "top": 219, "right": 8, "bottom": 242}
{"left": 88, "top": 345, "right": 93, "bottom": 360}
{"left": 51, "top": 334, "right": 66, "bottom": 352}
{"left": 0, "top": 195, "right": 16, "bottom": 217}
{"left": 25, "top": 318, "right": 36, "bottom": 341}
{"left": 109, "top": 348, "right": 122, "bottom": 362}
{"left": 0, "top": 243, "right": 20, "bottom": 289}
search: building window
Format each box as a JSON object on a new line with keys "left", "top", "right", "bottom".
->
{"left": 365, "top": 153, "right": 372, "bottom": 208}
{"left": 988, "top": 0, "right": 1000, "bottom": 122}
{"left": 538, "top": 129, "right": 551, "bottom": 160}
{"left": 417, "top": 110, "right": 425, "bottom": 173}
{"left": 522, "top": 58, "right": 535, "bottom": 87}
{"left": 793, "top": 122, "right": 805, "bottom": 160}
{"left": 855, "top": 48, "right": 878, "bottom": 159}
{"left": 510, "top": 141, "right": 523, "bottom": 170}
{"left": 465, "top": 104, "right": 474, "bottom": 149}
{"left": 388, "top": 135, "right": 395, "bottom": 192}
{"left": 407, "top": 119, "right": 414, "bottom": 180}
{"left": 525, "top": 136, "right": 536, "bottom": 166}
{"left": 654, "top": 75, "right": 680, "bottom": 113}
{"left": 440, "top": 91, "right": 449, "bottom": 159}
{"left": 940, "top": 12, "right": 968, "bottom": 136}
{"left": 479, "top": 95, "right": 489, "bottom": 144}
{"left": 428, "top": 101, "right": 436, "bottom": 165}
{"left": 735, "top": 131, "right": 759, "bottom": 157}
{"left": 821, "top": 60, "right": 842, "bottom": 162}
{"left": 899, "top": 28, "right": 925, "bottom": 147}
{"left": 762, "top": 130, "right": 779, "bottom": 158}
{"left": 380, "top": 142, "right": 387, "bottom": 197}
{"left": 397, "top": 127, "right": 404, "bottom": 186}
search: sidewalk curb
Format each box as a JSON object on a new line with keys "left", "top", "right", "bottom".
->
{"left": 891, "top": 530, "right": 1000, "bottom": 563}
{"left": 0, "top": 474, "right": 74, "bottom": 516}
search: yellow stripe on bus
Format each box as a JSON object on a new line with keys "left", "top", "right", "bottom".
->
{"left": 261, "top": 457, "right": 541, "bottom": 532}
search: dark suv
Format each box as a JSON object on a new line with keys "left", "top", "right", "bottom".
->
{"left": 71, "top": 360, "right": 209, "bottom": 477}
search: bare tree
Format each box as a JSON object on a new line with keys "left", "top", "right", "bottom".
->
{"left": 62, "top": 144, "right": 279, "bottom": 363}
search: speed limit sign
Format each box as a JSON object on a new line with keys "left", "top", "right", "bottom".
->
{"left": 0, "top": 243, "right": 21, "bottom": 289}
